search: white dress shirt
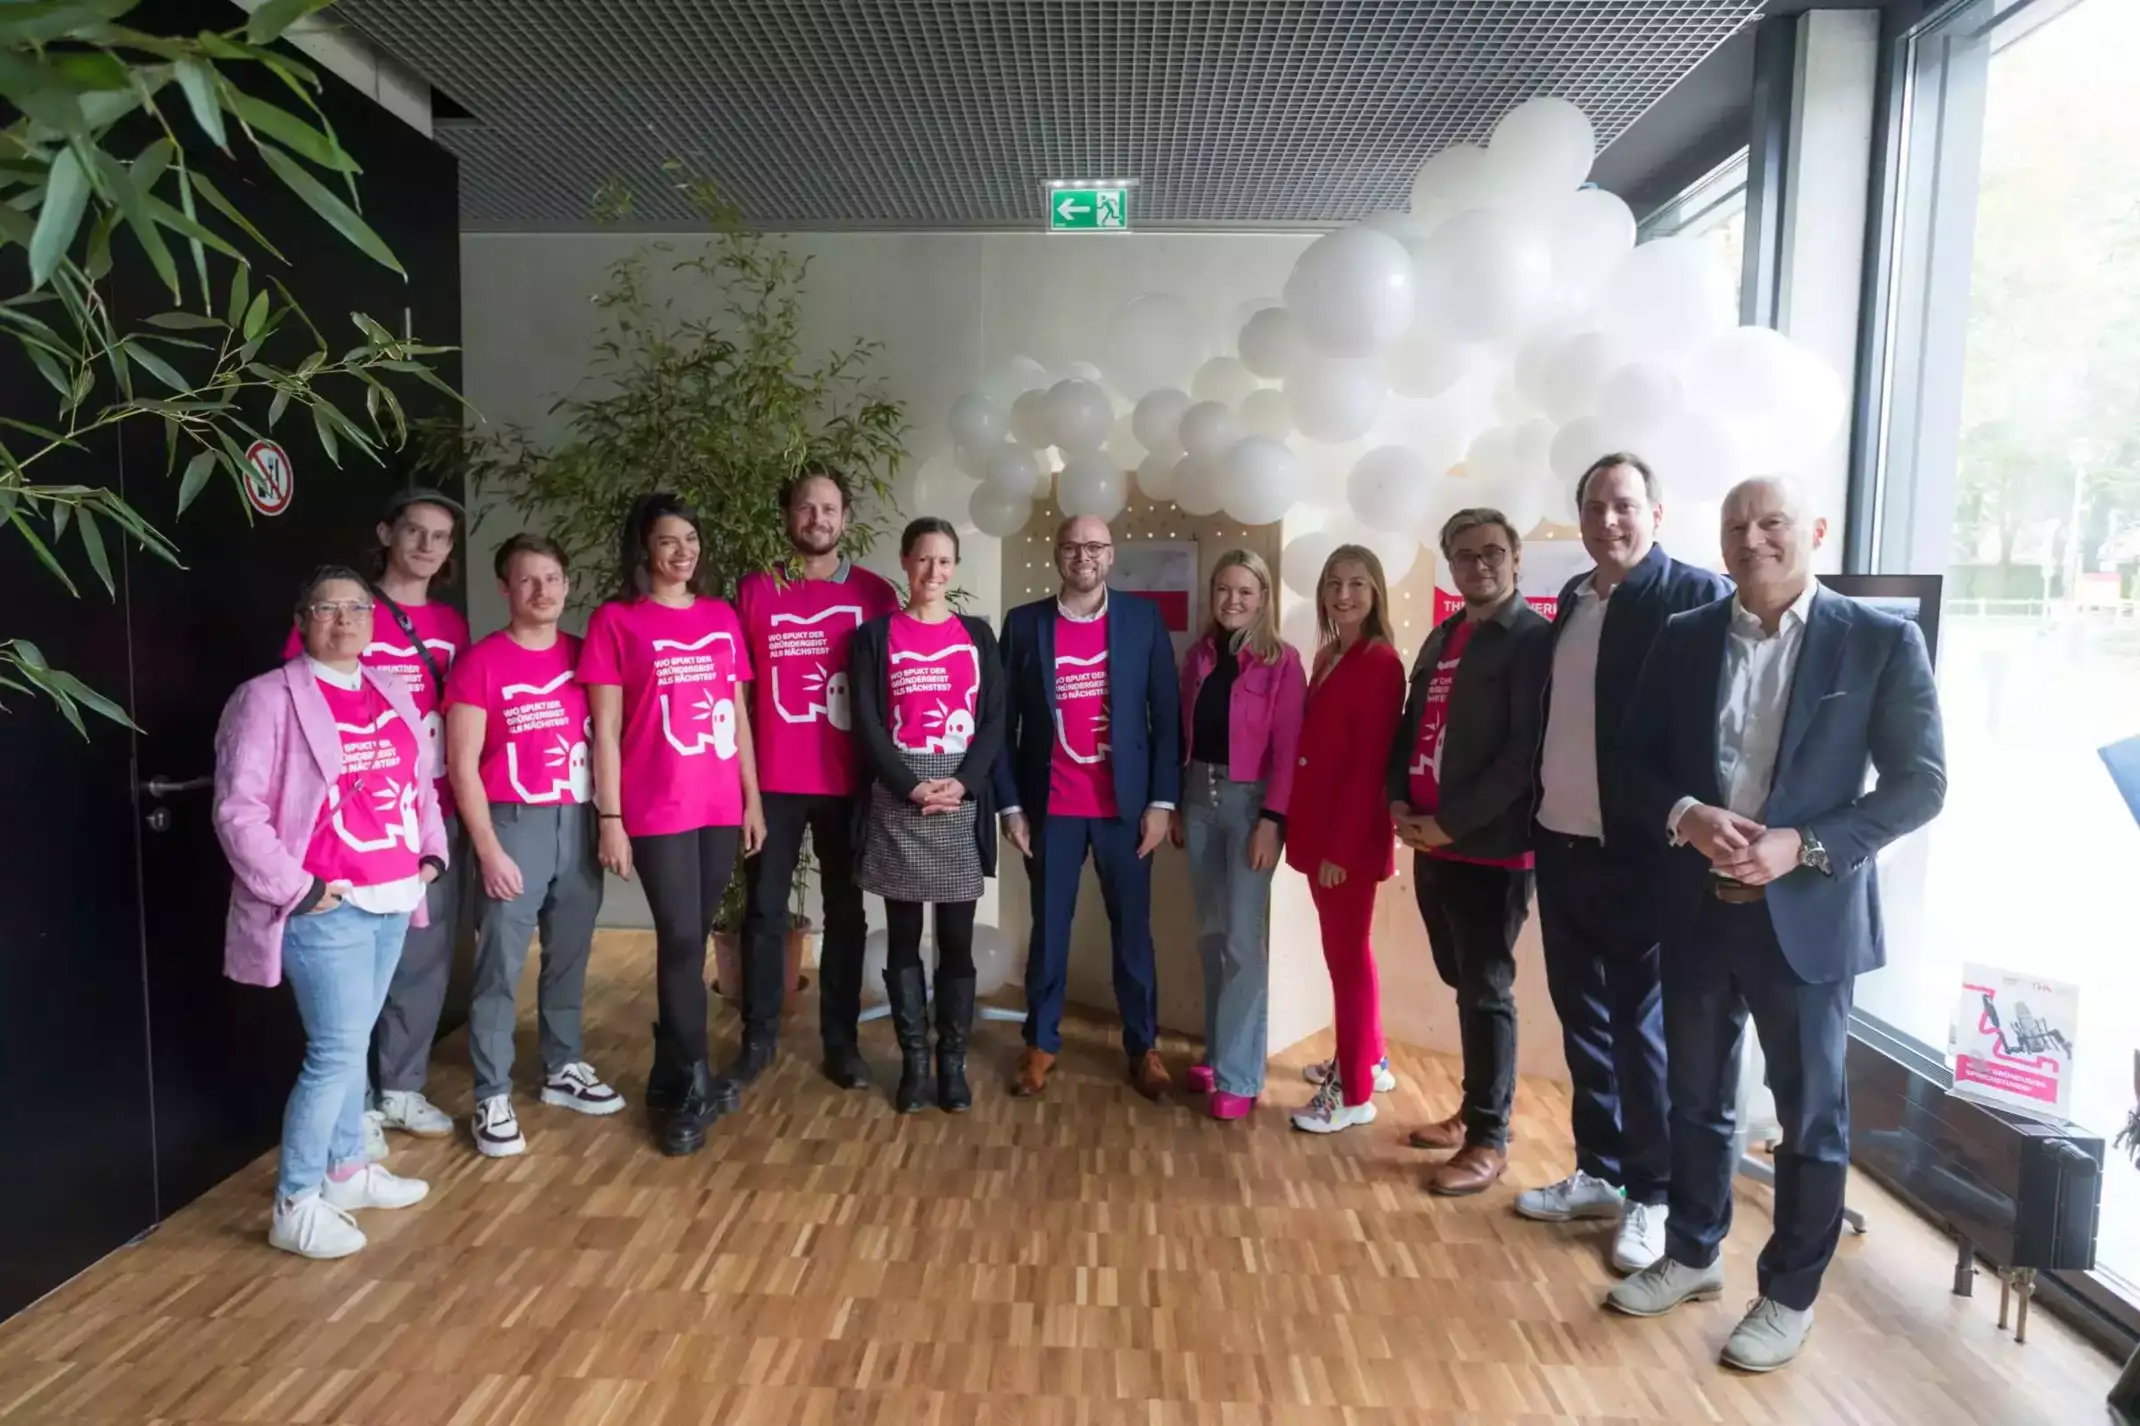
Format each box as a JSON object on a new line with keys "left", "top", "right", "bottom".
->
{"left": 1003, "top": 587, "right": 1174, "bottom": 817}
{"left": 308, "top": 658, "right": 427, "bottom": 915}
{"left": 1536, "top": 578, "right": 1610, "bottom": 840}
{"left": 1668, "top": 580, "right": 1819, "bottom": 839}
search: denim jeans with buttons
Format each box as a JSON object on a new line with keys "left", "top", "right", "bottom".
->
{"left": 1181, "top": 761, "right": 1274, "bottom": 1097}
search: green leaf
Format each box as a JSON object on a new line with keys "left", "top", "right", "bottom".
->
{"left": 245, "top": 0, "right": 328, "bottom": 45}
{"left": 311, "top": 401, "right": 340, "bottom": 465}
{"left": 131, "top": 136, "right": 174, "bottom": 196}
{"left": 0, "top": 198, "right": 36, "bottom": 248}
{"left": 147, "top": 311, "right": 225, "bottom": 330}
{"left": 0, "top": 48, "right": 86, "bottom": 135}
{"left": 8, "top": 510, "right": 78, "bottom": 595}
{"left": 174, "top": 58, "right": 226, "bottom": 149}
{"left": 77, "top": 86, "right": 146, "bottom": 130}
{"left": 76, "top": 506, "right": 113, "bottom": 594}
{"left": 28, "top": 145, "right": 89, "bottom": 288}
{"left": 123, "top": 340, "right": 189, "bottom": 392}
{"left": 45, "top": 666, "right": 137, "bottom": 730}
{"left": 268, "top": 386, "right": 290, "bottom": 429}
{"left": 256, "top": 142, "right": 404, "bottom": 277}
{"left": 187, "top": 170, "right": 285, "bottom": 261}
{"left": 10, "top": 639, "right": 48, "bottom": 673}
{"left": 226, "top": 261, "right": 251, "bottom": 331}
{"left": 140, "top": 192, "right": 244, "bottom": 262}
{"left": 243, "top": 290, "right": 269, "bottom": 341}
{"left": 83, "top": 208, "right": 115, "bottom": 279}
{"left": 90, "top": 148, "right": 179, "bottom": 299}
{"left": 228, "top": 91, "right": 359, "bottom": 174}
{"left": 177, "top": 448, "right": 218, "bottom": 514}
{"left": 24, "top": 343, "right": 71, "bottom": 398}
{"left": 0, "top": 3, "right": 141, "bottom": 48}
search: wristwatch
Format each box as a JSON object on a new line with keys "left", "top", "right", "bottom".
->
{"left": 1797, "top": 829, "right": 1831, "bottom": 874}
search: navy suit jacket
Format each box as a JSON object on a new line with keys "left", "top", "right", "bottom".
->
{"left": 1622, "top": 585, "right": 1946, "bottom": 983}
{"left": 1536, "top": 543, "right": 1732, "bottom": 849}
{"left": 992, "top": 592, "right": 1182, "bottom": 824}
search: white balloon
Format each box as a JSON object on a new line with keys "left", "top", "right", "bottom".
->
{"left": 947, "top": 392, "right": 1004, "bottom": 449}
{"left": 1217, "top": 437, "right": 1299, "bottom": 525}
{"left": 1136, "top": 450, "right": 1179, "bottom": 502}
{"left": 1045, "top": 378, "right": 1113, "bottom": 452}
{"left": 1103, "top": 293, "right": 1204, "bottom": 397}
{"left": 1645, "top": 409, "right": 1752, "bottom": 504}
{"left": 1415, "top": 208, "right": 1553, "bottom": 343}
{"left": 1491, "top": 373, "right": 1534, "bottom": 423}
{"left": 1465, "top": 417, "right": 1556, "bottom": 491}
{"left": 1284, "top": 225, "right": 1417, "bottom": 358}
{"left": 979, "top": 354, "right": 1052, "bottom": 408}
{"left": 1540, "top": 330, "right": 1623, "bottom": 423}
{"left": 1360, "top": 209, "right": 1427, "bottom": 243}
{"left": 1346, "top": 445, "right": 1441, "bottom": 536}
{"left": 1681, "top": 326, "right": 1847, "bottom": 464}
{"left": 969, "top": 484, "right": 1032, "bottom": 538}
{"left": 1107, "top": 413, "right": 1142, "bottom": 465}
{"left": 1598, "top": 237, "right": 1736, "bottom": 362}
{"left": 1386, "top": 326, "right": 1473, "bottom": 399}
{"left": 1670, "top": 498, "right": 1728, "bottom": 570}
{"left": 1286, "top": 357, "right": 1386, "bottom": 443}
{"left": 1488, "top": 98, "right": 1597, "bottom": 199}
{"left": 912, "top": 457, "right": 980, "bottom": 531}
{"left": 1009, "top": 388, "right": 1054, "bottom": 448}
{"left": 1411, "top": 143, "right": 1505, "bottom": 229}
{"left": 954, "top": 438, "right": 1004, "bottom": 480}
{"left": 1548, "top": 413, "right": 1663, "bottom": 485}
{"left": 1237, "top": 306, "right": 1303, "bottom": 380}
{"left": 1177, "top": 400, "right": 1238, "bottom": 459}
{"left": 1172, "top": 452, "right": 1224, "bottom": 516}
{"left": 1596, "top": 362, "right": 1686, "bottom": 429}
{"left": 982, "top": 444, "right": 1045, "bottom": 500}
{"left": 1062, "top": 359, "right": 1106, "bottom": 386}
{"left": 1281, "top": 530, "right": 1340, "bottom": 597}
{"left": 1546, "top": 188, "right": 1637, "bottom": 299}
{"left": 970, "top": 923, "right": 1014, "bottom": 997}
{"left": 1057, "top": 450, "right": 1130, "bottom": 521}
{"left": 1239, "top": 386, "right": 1295, "bottom": 441}
{"left": 1131, "top": 388, "right": 1191, "bottom": 455}
{"left": 1192, "top": 355, "right": 1260, "bottom": 408}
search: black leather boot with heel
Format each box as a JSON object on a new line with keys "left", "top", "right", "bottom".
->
{"left": 884, "top": 965, "right": 933, "bottom": 1114}
{"left": 661, "top": 1061, "right": 731, "bottom": 1157}
{"left": 645, "top": 1020, "right": 688, "bottom": 1114}
{"left": 934, "top": 976, "right": 975, "bottom": 1113}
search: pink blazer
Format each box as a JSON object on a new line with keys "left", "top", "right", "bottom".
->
{"left": 1178, "top": 633, "right": 1307, "bottom": 817}
{"left": 212, "top": 658, "right": 449, "bottom": 987}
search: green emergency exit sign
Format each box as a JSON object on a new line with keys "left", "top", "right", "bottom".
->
{"left": 1049, "top": 184, "right": 1129, "bottom": 232}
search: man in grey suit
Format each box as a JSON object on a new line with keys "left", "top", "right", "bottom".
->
{"left": 1606, "top": 477, "right": 1945, "bottom": 1372}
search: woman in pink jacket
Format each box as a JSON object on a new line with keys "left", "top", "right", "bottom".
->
{"left": 1171, "top": 550, "right": 1305, "bottom": 1120}
{"left": 214, "top": 566, "right": 449, "bottom": 1261}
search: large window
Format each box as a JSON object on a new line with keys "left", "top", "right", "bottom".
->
{"left": 1639, "top": 149, "right": 1749, "bottom": 314}
{"left": 1865, "top": 0, "right": 2140, "bottom": 1301}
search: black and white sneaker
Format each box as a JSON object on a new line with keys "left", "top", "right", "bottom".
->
{"left": 472, "top": 1094, "right": 527, "bottom": 1157}
{"left": 540, "top": 1061, "right": 626, "bottom": 1116}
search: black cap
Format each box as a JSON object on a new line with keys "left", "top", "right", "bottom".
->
{"left": 380, "top": 486, "right": 465, "bottom": 525}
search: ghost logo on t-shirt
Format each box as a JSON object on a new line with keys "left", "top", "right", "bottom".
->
{"left": 650, "top": 630, "right": 741, "bottom": 760}
{"left": 497, "top": 668, "right": 589, "bottom": 805}
{"left": 768, "top": 606, "right": 864, "bottom": 732}
{"left": 326, "top": 706, "right": 421, "bottom": 853}
{"left": 1052, "top": 651, "right": 1113, "bottom": 765}
{"left": 569, "top": 720, "right": 593, "bottom": 800}
{"left": 888, "top": 635, "right": 981, "bottom": 755}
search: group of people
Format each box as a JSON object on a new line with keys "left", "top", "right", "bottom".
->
{"left": 211, "top": 451, "right": 1945, "bottom": 1374}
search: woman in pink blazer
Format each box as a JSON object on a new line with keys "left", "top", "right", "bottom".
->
{"left": 214, "top": 566, "right": 449, "bottom": 1261}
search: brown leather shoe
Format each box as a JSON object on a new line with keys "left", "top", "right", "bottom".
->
{"left": 1132, "top": 1049, "right": 1171, "bottom": 1100}
{"left": 1425, "top": 1144, "right": 1508, "bottom": 1197}
{"left": 1011, "top": 1047, "right": 1055, "bottom": 1098}
{"left": 1406, "top": 1113, "right": 1466, "bottom": 1151}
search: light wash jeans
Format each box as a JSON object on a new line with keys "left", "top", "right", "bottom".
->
{"left": 279, "top": 902, "right": 409, "bottom": 1200}
{"left": 1181, "top": 761, "right": 1275, "bottom": 1097}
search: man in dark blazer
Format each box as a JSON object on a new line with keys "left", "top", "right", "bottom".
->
{"left": 1522, "top": 454, "right": 1731, "bottom": 1273}
{"left": 1606, "top": 477, "right": 1945, "bottom": 1374}
{"left": 994, "top": 515, "right": 1182, "bottom": 1099}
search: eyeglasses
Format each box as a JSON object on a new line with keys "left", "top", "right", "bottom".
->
{"left": 306, "top": 601, "right": 375, "bottom": 622}
{"left": 1449, "top": 546, "right": 1511, "bottom": 570}
{"left": 1057, "top": 541, "right": 1113, "bottom": 561}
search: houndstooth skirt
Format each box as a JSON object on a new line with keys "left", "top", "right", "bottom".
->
{"left": 856, "top": 748, "right": 983, "bottom": 903}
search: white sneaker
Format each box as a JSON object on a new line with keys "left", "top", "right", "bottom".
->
{"left": 376, "top": 1089, "right": 454, "bottom": 1138}
{"left": 320, "top": 1163, "right": 430, "bottom": 1211}
{"left": 362, "top": 1110, "right": 390, "bottom": 1163}
{"left": 1515, "top": 1171, "right": 1625, "bottom": 1223}
{"left": 1290, "top": 1077, "right": 1379, "bottom": 1134}
{"left": 1721, "top": 1298, "right": 1814, "bottom": 1372}
{"left": 540, "top": 1061, "right": 626, "bottom": 1116}
{"left": 1302, "top": 1056, "right": 1398, "bottom": 1094}
{"left": 472, "top": 1094, "right": 527, "bottom": 1157}
{"left": 1612, "top": 1202, "right": 1669, "bottom": 1274}
{"left": 269, "top": 1192, "right": 366, "bottom": 1259}
{"left": 1604, "top": 1255, "right": 1725, "bottom": 1317}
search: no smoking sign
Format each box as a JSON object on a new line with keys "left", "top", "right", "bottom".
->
{"left": 243, "top": 439, "right": 293, "bottom": 517}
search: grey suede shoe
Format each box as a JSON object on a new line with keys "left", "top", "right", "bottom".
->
{"left": 1721, "top": 1298, "right": 1814, "bottom": 1372}
{"left": 1604, "top": 1255, "right": 1726, "bottom": 1317}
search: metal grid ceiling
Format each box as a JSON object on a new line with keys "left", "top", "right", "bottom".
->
{"left": 335, "top": 1, "right": 1763, "bottom": 232}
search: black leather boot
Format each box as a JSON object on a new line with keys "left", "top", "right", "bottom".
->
{"left": 661, "top": 1061, "right": 728, "bottom": 1157}
{"left": 934, "top": 976, "right": 975, "bottom": 1113}
{"left": 710, "top": 1031, "right": 777, "bottom": 1102}
{"left": 885, "top": 966, "right": 932, "bottom": 1114}
{"left": 645, "top": 1020, "right": 689, "bottom": 1113}
{"left": 821, "top": 1038, "right": 872, "bottom": 1090}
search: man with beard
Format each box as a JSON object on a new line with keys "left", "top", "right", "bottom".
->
{"left": 730, "top": 470, "right": 901, "bottom": 1094}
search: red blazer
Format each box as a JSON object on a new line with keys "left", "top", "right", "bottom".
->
{"left": 1284, "top": 638, "right": 1406, "bottom": 881}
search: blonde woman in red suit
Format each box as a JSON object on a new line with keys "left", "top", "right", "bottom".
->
{"left": 1286, "top": 544, "right": 1406, "bottom": 1133}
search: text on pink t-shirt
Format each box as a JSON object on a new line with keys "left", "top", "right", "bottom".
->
{"left": 1048, "top": 613, "right": 1117, "bottom": 819}
{"left": 444, "top": 630, "right": 590, "bottom": 806}
{"left": 738, "top": 563, "right": 901, "bottom": 796}
{"left": 304, "top": 679, "right": 425, "bottom": 888}
{"left": 886, "top": 612, "right": 980, "bottom": 755}
{"left": 284, "top": 597, "right": 467, "bottom": 819}
{"left": 576, "top": 596, "right": 753, "bottom": 837}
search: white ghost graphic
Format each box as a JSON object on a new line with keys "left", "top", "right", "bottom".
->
{"left": 823, "top": 670, "right": 851, "bottom": 732}
{"left": 567, "top": 740, "right": 592, "bottom": 800}
{"left": 711, "top": 698, "right": 737, "bottom": 759}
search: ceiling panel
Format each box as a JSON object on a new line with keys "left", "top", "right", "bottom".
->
{"left": 335, "top": 0, "right": 1763, "bottom": 232}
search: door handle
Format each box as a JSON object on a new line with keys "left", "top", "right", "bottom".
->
{"left": 141, "top": 774, "right": 213, "bottom": 798}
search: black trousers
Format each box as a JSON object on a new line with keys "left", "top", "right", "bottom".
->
{"left": 885, "top": 899, "right": 977, "bottom": 978}
{"left": 632, "top": 825, "right": 741, "bottom": 1064}
{"left": 1412, "top": 852, "right": 1534, "bottom": 1150}
{"left": 1663, "top": 894, "right": 1853, "bottom": 1312}
{"left": 740, "top": 791, "right": 867, "bottom": 1048}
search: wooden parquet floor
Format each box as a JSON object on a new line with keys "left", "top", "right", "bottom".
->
{"left": 0, "top": 930, "right": 2115, "bottom": 1425}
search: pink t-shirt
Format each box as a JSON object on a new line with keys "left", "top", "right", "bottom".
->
{"left": 886, "top": 612, "right": 981, "bottom": 755}
{"left": 577, "top": 596, "right": 753, "bottom": 837}
{"left": 1048, "top": 613, "right": 1118, "bottom": 819}
{"left": 444, "top": 630, "right": 590, "bottom": 806}
{"left": 284, "top": 597, "right": 467, "bottom": 820}
{"left": 738, "top": 563, "right": 901, "bottom": 796}
{"left": 1405, "top": 620, "right": 1531, "bottom": 871}
{"left": 303, "top": 678, "right": 425, "bottom": 888}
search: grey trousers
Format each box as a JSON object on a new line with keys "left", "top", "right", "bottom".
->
{"left": 468, "top": 802, "right": 604, "bottom": 1102}
{"left": 371, "top": 813, "right": 464, "bottom": 1094}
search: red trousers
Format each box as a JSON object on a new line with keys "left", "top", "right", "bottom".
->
{"left": 1310, "top": 874, "right": 1386, "bottom": 1107}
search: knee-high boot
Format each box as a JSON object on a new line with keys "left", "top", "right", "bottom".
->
{"left": 885, "top": 965, "right": 933, "bottom": 1115}
{"left": 935, "top": 976, "right": 975, "bottom": 1113}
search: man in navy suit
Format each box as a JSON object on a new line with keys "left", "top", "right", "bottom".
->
{"left": 1522, "top": 454, "right": 1730, "bottom": 1272}
{"left": 1606, "top": 477, "right": 1944, "bottom": 1373}
{"left": 995, "top": 515, "right": 1182, "bottom": 1099}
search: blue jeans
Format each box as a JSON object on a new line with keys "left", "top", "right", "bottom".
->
{"left": 1181, "top": 763, "right": 1273, "bottom": 1097}
{"left": 279, "top": 903, "right": 409, "bottom": 1200}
